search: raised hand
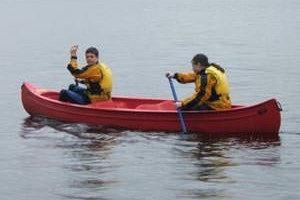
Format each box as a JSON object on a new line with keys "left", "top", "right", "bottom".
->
{"left": 70, "top": 45, "right": 78, "bottom": 57}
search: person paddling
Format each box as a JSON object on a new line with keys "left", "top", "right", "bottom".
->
{"left": 59, "top": 45, "right": 112, "bottom": 105}
{"left": 166, "top": 53, "right": 231, "bottom": 110}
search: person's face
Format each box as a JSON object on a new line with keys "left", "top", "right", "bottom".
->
{"left": 85, "top": 53, "right": 98, "bottom": 66}
{"left": 191, "top": 61, "right": 203, "bottom": 73}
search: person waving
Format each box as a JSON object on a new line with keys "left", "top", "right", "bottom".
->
{"left": 59, "top": 45, "right": 112, "bottom": 105}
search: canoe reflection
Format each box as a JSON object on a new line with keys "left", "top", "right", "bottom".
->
{"left": 172, "top": 133, "right": 280, "bottom": 199}
{"left": 21, "top": 116, "right": 120, "bottom": 197}
{"left": 21, "top": 116, "right": 281, "bottom": 200}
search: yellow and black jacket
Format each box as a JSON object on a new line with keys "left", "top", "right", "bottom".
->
{"left": 174, "top": 65, "right": 231, "bottom": 110}
{"left": 67, "top": 56, "right": 112, "bottom": 103}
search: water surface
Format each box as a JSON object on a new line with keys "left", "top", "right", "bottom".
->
{"left": 0, "top": 0, "right": 300, "bottom": 199}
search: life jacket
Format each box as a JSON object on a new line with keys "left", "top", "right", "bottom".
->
{"left": 204, "top": 65, "right": 231, "bottom": 109}
{"left": 205, "top": 66, "right": 230, "bottom": 97}
{"left": 98, "top": 63, "right": 112, "bottom": 94}
{"left": 86, "top": 63, "right": 112, "bottom": 103}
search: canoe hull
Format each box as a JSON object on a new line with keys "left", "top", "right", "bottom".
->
{"left": 21, "top": 82, "right": 281, "bottom": 136}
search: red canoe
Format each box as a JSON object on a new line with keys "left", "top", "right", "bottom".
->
{"left": 21, "top": 82, "right": 281, "bottom": 136}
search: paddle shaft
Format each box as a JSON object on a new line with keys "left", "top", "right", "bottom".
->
{"left": 168, "top": 77, "right": 187, "bottom": 134}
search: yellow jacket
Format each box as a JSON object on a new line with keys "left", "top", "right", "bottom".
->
{"left": 67, "top": 57, "right": 112, "bottom": 103}
{"left": 175, "top": 65, "right": 231, "bottom": 110}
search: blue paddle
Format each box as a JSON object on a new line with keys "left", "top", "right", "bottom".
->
{"left": 168, "top": 77, "right": 187, "bottom": 134}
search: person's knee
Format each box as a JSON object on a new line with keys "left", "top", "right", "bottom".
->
{"left": 68, "top": 84, "right": 76, "bottom": 91}
{"left": 59, "top": 88, "right": 89, "bottom": 105}
{"left": 59, "top": 89, "right": 69, "bottom": 101}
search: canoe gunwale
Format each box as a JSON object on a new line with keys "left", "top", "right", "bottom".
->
{"left": 22, "top": 82, "right": 280, "bottom": 115}
{"left": 21, "top": 82, "right": 281, "bottom": 135}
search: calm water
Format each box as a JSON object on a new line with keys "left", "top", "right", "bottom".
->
{"left": 1, "top": 0, "right": 300, "bottom": 199}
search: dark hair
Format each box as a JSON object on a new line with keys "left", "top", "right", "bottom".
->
{"left": 192, "top": 54, "right": 209, "bottom": 67}
{"left": 85, "top": 47, "right": 99, "bottom": 57}
{"left": 192, "top": 53, "right": 225, "bottom": 73}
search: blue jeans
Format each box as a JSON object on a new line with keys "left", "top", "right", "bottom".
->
{"left": 182, "top": 104, "right": 213, "bottom": 111}
{"left": 196, "top": 105, "right": 213, "bottom": 110}
{"left": 59, "top": 84, "right": 90, "bottom": 105}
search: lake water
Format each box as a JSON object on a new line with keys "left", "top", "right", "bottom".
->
{"left": 0, "top": 0, "right": 300, "bottom": 199}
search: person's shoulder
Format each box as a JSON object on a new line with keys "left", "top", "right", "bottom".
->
{"left": 205, "top": 66, "right": 216, "bottom": 74}
{"left": 204, "top": 67, "right": 216, "bottom": 76}
{"left": 99, "top": 63, "right": 111, "bottom": 69}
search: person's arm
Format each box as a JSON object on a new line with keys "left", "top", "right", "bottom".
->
{"left": 69, "top": 45, "right": 79, "bottom": 68}
{"left": 181, "top": 73, "right": 217, "bottom": 109}
{"left": 67, "top": 64, "right": 102, "bottom": 81}
{"left": 66, "top": 45, "right": 102, "bottom": 81}
{"left": 67, "top": 45, "right": 81, "bottom": 74}
{"left": 174, "top": 72, "right": 197, "bottom": 83}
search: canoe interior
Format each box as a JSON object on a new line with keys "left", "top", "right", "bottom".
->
{"left": 40, "top": 91, "right": 243, "bottom": 111}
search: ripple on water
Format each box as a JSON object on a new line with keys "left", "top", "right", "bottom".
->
{"left": 19, "top": 116, "right": 288, "bottom": 200}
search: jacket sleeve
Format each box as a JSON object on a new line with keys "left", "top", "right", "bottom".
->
{"left": 174, "top": 72, "right": 197, "bottom": 83}
{"left": 67, "top": 57, "right": 102, "bottom": 81}
{"left": 182, "top": 73, "right": 217, "bottom": 108}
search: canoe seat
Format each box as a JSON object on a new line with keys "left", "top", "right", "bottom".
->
{"left": 135, "top": 101, "right": 175, "bottom": 111}
{"left": 89, "top": 100, "right": 117, "bottom": 108}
